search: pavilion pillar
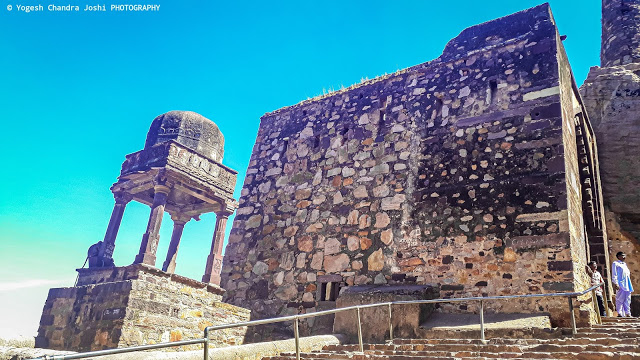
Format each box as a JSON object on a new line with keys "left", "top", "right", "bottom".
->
{"left": 162, "top": 214, "right": 190, "bottom": 274}
{"left": 202, "top": 212, "right": 230, "bottom": 285}
{"left": 134, "top": 184, "right": 171, "bottom": 266}
{"left": 98, "top": 192, "right": 131, "bottom": 265}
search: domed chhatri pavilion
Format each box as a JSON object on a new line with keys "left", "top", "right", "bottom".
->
{"left": 102, "top": 110, "right": 238, "bottom": 283}
{"left": 35, "top": 111, "right": 250, "bottom": 352}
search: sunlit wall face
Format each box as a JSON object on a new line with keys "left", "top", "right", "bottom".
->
{"left": 0, "top": 0, "right": 601, "bottom": 339}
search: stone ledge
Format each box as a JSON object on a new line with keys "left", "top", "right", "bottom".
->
{"left": 0, "top": 336, "right": 34, "bottom": 349}
{"left": 76, "top": 264, "right": 225, "bottom": 296}
{"left": 1, "top": 335, "right": 344, "bottom": 360}
{"left": 211, "top": 301, "right": 251, "bottom": 315}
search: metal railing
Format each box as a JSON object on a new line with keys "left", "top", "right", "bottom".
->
{"left": 32, "top": 282, "right": 604, "bottom": 360}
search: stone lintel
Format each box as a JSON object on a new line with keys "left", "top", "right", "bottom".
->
{"left": 172, "top": 182, "right": 226, "bottom": 206}
{"left": 168, "top": 204, "right": 218, "bottom": 218}
{"left": 515, "top": 210, "right": 567, "bottom": 222}
{"left": 522, "top": 86, "right": 560, "bottom": 102}
{"left": 339, "top": 284, "right": 437, "bottom": 296}
{"left": 455, "top": 105, "right": 531, "bottom": 128}
{"left": 111, "top": 171, "right": 236, "bottom": 210}
{"left": 317, "top": 274, "right": 343, "bottom": 283}
{"left": 111, "top": 178, "right": 155, "bottom": 198}
{"left": 174, "top": 202, "right": 218, "bottom": 215}
{"left": 505, "top": 233, "right": 571, "bottom": 251}
{"left": 110, "top": 172, "right": 236, "bottom": 218}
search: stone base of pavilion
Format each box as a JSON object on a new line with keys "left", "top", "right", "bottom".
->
{"left": 35, "top": 264, "right": 250, "bottom": 352}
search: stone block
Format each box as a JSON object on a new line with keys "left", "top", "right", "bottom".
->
{"left": 333, "top": 285, "right": 438, "bottom": 343}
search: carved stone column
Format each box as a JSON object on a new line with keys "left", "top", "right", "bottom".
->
{"left": 162, "top": 214, "right": 190, "bottom": 274}
{"left": 98, "top": 192, "right": 132, "bottom": 265}
{"left": 202, "top": 212, "right": 230, "bottom": 285}
{"left": 134, "top": 183, "right": 171, "bottom": 266}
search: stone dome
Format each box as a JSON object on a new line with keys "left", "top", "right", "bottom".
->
{"left": 144, "top": 111, "right": 224, "bottom": 162}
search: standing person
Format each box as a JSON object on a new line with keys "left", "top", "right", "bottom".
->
{"left": 588, "top": 261, "right": 606, "bottom": 317}
{"left": 612, "top": 252, "right": 634, "bottom": 317}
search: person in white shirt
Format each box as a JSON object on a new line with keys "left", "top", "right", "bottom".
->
{"left": 588, "top": 261, "right": 606, "bottom": 317}
{"left": 612, "top": 252, "right": 634, "bottom": 317}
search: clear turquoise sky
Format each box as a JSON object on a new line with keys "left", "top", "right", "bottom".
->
{"left": 0, "top": 0, "right": 600, "bottom": 338}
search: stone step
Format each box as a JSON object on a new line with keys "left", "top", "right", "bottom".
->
{"left": 595, "top": 323, "right": 640, "bottom": 328}
{"left": 579, "top": 327, "right": 640, "bottom": 334}
{"left": 573, "top": 332, "right": 640, "bottom": 339}
{"left": 325, "top": 343, "right": 639, "bottom": 354}
{"left": 594, "top": 324, "right": 640, "bottom": 329}
{"left": 265, "top": 321, "right": 640, "bottom": 360}
{"left": 267, "top": 353, "right": 469, "bottom": 360}
{"left": 266, "top": 350, "right": 640, "bottom": 360}
{"left": 363, "top": 350, "right": 640, "bottom": 359}
{"left": 386, "top": 337, "right": 640, "bottom": 346}
{"left": 602, "top": 318, "right": 640, "bottom": 323}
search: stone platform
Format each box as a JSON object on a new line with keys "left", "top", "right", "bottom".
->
{"left": 35, "top": 264, "right": 250, "bottom": 352}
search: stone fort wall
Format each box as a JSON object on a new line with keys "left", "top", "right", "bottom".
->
{"left": 222, "top": 4, "right": 601, "bottom": 338}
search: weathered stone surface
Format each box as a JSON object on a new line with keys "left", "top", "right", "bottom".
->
{"left": 323, "top": 254, "right": 349, "bottom": 273}
{"left": 334, "top": 285, "right": 437, "bottom": 343}
{"left": 381, "top": 194, "right": 405, "bottom": 211}
{"left": 581, "top": 61, "right": 640, "bottom": 292}
{"left": 245, "top": 215, "right": 262, "bottom": 229}
{"left": 380, "top": 229, "right": 393, "bottom": 246}
{"left": 252, "top": 261, "right": 268, "bottom": 275}
{"left": 601, "top": 0, "right": 640, "bottom": 67}
{"left": 368, "top": 249, "right": 384, "bottom": 271}
{"left": 297, "top": 236, "right": 314, "bottom": 252}
{"left": 275, "top": 284, "right": 298, "bottom": 300}
{"left": 144, "top": 111, "right": 225, "bottom": 163}
{"left": 222, "top": 3, "right": 605, "bottom": 338}
{"left": 310, "top": 252, "right": 323, "bottom": 270}
{"left": 36, "top": 265, "right": 249, "bottom": 352}
{"left": 345, "top": 236, "right": 358, "bottom": 251}
{"left": 353, "top": 185, "right": 368, "bottom": 198}
{"left": 360, "top": 237, "right": 372, "bottom": 251}
{"left": 503, "top": 248, "right": 517, "bottom": 262}
{"left": 581, "top": 64, "right": 640, "bottom": 221}
{"left": 324, "top": 238, "right": 341, "bottom": 255}
{"left": 374, "top": 212, "right": 391, "bottom": 228}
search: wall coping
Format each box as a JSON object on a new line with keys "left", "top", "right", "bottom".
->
{"left": 76, "top": 264, "right": 226, "bottom": 296}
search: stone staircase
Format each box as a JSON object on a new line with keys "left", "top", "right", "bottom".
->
{"left": 266, "top": 317, "right": 640, "bottom": 360}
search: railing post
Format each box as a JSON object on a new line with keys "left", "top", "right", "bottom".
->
{"left": 568, "top": 296, "right": 577, "bottom": 335}
{"left": 356, "top": 306, "right": 364, "bottom": 353}
{"left": 294, "top": 317, "right": 300, "bottom": 360}
{"left": 388, "top": 303, "right": 393, "bottom": 341}
{"left": 203, "top": 327, "right": 209, "bottom": 360}
{"left": 479, "top": 299, "right": 485, "bottom": 342}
